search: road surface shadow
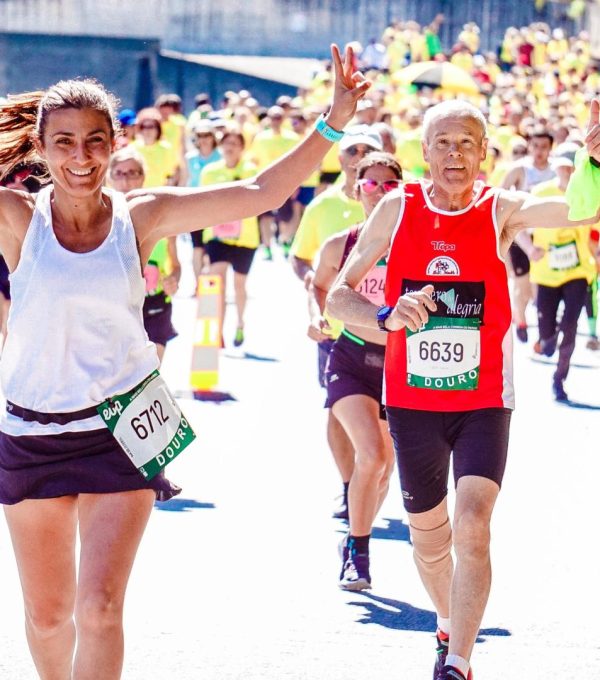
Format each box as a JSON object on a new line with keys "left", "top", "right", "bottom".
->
{"left": 242, "top": 352, "right": 279, "bottom": 362}
{"left": 349, "top": 592, "right": 511, "bottom": 641}
{"left": 529, "top": 356, "right": 598, "bottom": 370}
{"left": 154, "top": 498, "right": 216, "bottom": 512}
{"left": 192, "top": 390, "right": 237, "bottom": 402}
{"left": 371, "top": 518, "right": 411, "bottom": 543}
{"left": 556, "top": 398, "right": 600, "bottom": 410}
{"left": 222, "top": 350, "right": 279, "bottom": 362}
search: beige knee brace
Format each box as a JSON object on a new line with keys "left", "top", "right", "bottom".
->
{"left": 410, "top": 519, "right": 453, "bottom": 576}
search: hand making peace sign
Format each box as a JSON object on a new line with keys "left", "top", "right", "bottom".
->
{"left": 326, "top": 43, "right": 371, "bottom": 131}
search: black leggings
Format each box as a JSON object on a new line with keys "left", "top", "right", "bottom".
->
{"left": 537, "top": 278, "right": 587, "bottom": 382}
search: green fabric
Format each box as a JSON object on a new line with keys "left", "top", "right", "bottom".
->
{"left": 425, "top": 31, "right": 442, "bottom": 58}
{"left": 341, "top": 328, "right": 366, "bottom": 346}
{"left": 146, "top": 238, "right": 169, "bottom": 298}
{"left": 565, "top": 148, "right": 600, "bottom": 220}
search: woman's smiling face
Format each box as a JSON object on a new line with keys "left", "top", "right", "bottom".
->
{"left": 38, "top": 107, "right": 114, "bottom": 197}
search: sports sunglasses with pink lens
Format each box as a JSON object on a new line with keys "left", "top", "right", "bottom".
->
{"left": 356, "top": 178, "right": 402, "bottom": 194}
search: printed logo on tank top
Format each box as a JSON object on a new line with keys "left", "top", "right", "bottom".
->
{"left": 402, "top": 280, "right": 485, "bottom": 391}
{"left": 426, "top": 256, "right": 460, "bottom": 276}
{"left": 431, "top": 240, "right": 456, "bottom": 252}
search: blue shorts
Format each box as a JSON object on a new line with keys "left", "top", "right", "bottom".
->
{"left": 296, "top": 186, "right": 316, "bottom": 206}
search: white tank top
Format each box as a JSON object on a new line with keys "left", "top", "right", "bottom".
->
{"left": 522, "top": 162, "right": 556, "bottom": 191}
{"left": 0, "top": 186, "right": 159, "bottom": 435}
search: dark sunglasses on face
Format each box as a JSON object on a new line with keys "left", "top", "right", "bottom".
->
{"left": 112, "top": 169, "right": 143, "bottom": 179}
{"left": 346, "top": 146, "right": 368, "bottom": 157}
{"left": 356, "top": 178, "right": 401, "bottom": 194}
{"left": 139, "top": 123, "right": 158, "bottom": 130}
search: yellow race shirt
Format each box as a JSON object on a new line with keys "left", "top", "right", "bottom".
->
{"left": 200, "top": 159, "right": 260, "bottom": 250}
{"left": 291, "top": 183, "right": 364, "bottom": 339}
{"left": 161, "top": 113, "right": 187, "bottom": 158}
{"left": 249, "top": 129, "right": 299, "bottom": 171}
{"left": 133, "top": 139, "right": 179, "bottom": 188}
{"left": 290, "top": 183, "right": 364, "bottom": 263}
{"left": 320, "top": 143, "right": 342, "bottom": 174}
{"left": 530, "top": 180, "right": 596, "bottom": 287}
{"left": 395, "top": 127, "right": 428, "bottom": 177}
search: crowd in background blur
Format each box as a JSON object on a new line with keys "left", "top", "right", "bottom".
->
{"left": 1, "top": 14, "right": 599, "bottom": 354}
{"left": 91, "top": 17, "right": 600, "bottom": 193}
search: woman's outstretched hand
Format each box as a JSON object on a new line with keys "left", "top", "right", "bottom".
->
{"left": 326, "top": 43, "right": 371, "bottom": 131}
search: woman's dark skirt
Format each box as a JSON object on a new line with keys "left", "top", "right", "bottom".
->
{"left": 0, "top": 427, "right": 181, "bottom": 505}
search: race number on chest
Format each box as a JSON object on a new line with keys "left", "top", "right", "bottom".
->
{"left": 402, "top": 280, "right": 485, "bottom": 391}
{"left": 548, "top": 241, "right": 579, "bottom": 271}
{"left": 98, "top": 371, "right": 196, "bottom": 480}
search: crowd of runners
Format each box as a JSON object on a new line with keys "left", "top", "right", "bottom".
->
{"left": 0, "top": 12, "right": 599, "bottom": 680}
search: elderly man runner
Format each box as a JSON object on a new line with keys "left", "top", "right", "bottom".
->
{"left": 327, "top": 99, "right": 598, "bottom": 680}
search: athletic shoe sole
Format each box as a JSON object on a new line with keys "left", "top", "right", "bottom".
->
{"left": 338, "top": 577, "right": 372, "bottom": 591}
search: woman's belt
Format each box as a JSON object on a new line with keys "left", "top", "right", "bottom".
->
{"left": 6, "top": 401, "right": 99, "bottom": 425}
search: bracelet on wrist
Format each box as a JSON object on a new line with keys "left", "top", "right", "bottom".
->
{"left": 316, "top": 115, "right": 344, "bottom": 143}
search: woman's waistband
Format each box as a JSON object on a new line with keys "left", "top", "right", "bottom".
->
{"left": 6, "top": 401, "right": 99, "bottom": 425}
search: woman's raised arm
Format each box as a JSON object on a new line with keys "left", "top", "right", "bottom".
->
{"left": 131, "top": 45, "right": 370, "bottom": 250}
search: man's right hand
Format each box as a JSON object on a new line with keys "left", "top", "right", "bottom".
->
{"left": 386, "top": 284, "right": 437, "bottom": 332}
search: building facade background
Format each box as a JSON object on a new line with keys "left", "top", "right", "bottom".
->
{"left": 0, "top": 0, "right": 579, "bottom": 58}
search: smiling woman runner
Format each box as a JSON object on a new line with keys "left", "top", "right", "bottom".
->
{"left": 0, "top": 47, "right": 368, "bottom": 680}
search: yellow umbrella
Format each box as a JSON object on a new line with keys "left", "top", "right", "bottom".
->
{"left": 393, "top": 61, "right": 480, "bottom": 95}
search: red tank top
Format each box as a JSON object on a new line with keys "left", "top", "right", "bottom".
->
{"left": 384, "top": 181, "right": 514, "bottom": 412}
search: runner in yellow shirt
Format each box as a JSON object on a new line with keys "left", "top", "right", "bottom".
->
{"left": 518, "top": 158, "right": 596, "bottom": 400}
{"left": 155, "top": 94, "right": 188, "bottom": 185}
{"left": 249, "top": 106, "right": 300, "bottom": 260}
{"left": 132, "top": 108, "right": 180, "bottom": 188}
{"left": 201, "top": 129, "right": 260, "bottom": 347}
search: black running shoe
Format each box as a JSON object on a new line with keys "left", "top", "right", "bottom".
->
{"left": 339, "top": 551, "right": 371, "bottom": 591}
{"left": 436, "top": 665, "right": 472, "bottom": 680}
{"left": 433, "top": 629, "right": 449, "bottom": 679}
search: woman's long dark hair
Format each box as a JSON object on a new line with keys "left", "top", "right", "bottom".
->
{"left": 0, "top": 79, "right": 119, "bottom": 182}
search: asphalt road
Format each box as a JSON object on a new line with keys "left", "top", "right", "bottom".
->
{"left": 1, "top": 237, "right": 599, "bottom": 679}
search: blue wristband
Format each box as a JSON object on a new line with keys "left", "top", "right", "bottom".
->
{"left": 316, "top": 115, "right": 344, "bottom": 143}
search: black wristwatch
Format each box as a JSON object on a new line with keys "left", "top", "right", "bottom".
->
{"left": 376, "top": 305, "right": 393, "bottom": 332}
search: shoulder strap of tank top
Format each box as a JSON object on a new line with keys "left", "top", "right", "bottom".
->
{"left": 339, "top": 224, "right": 361, "bottom": 269}
{"left": 33, "top": 185, "right": 53, "bottom": 223}
{"left": 107, "top": 188, "right": 134, "bottom": 231}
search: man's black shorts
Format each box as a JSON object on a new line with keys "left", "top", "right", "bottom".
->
{"left": 386, "top": 406, "right": 511, "bottom": 514}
